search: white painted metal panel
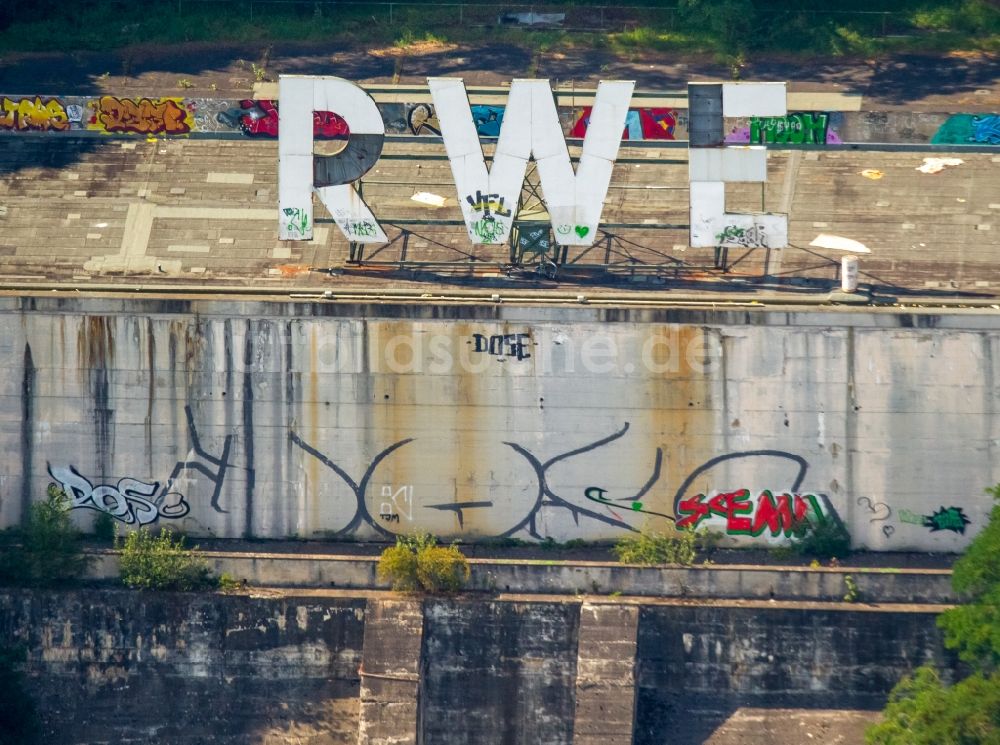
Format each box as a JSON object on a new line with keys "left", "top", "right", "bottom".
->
{"left": 278, "top": 75, "right": 386, "bottom": 243}
{"left": 430, "top": 77, "right": 633, "bottom": 246}
{"left": 688, "top": 147, "right": 768, "bottom": 182}
{"left": 722, "top": 82, "right": 787, "bottom": 117}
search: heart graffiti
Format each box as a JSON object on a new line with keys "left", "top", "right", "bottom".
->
{"left": 574, "top": 225, "right": 589, "bottom": 238}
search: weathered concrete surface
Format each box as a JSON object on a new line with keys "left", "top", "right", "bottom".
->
{"left": 357, "top": 598, "right": 424, "bottom": 745}
{"left": 422, "top": 599, "right": 581, "bottom": 745}
{"left": 0, "top": 589, "right": 365, "bottom": 744}
{"left": 0, "top": 297, "right": 997, "bottom": 551}
{"left": 85, "top": 550, "right": 956, "bottom": 603}
{"left": 0, "top": 589, "right": 957, "bottom": 745}
{"left": 573, "top": 603, "right": 638, "bottom": 745}
{"left": 634, "top": 605, "right": 952, "bottom": 745}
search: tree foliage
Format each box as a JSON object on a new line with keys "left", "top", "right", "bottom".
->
{"left": 867, "top": 485, "right": 1000, "bottom": 744}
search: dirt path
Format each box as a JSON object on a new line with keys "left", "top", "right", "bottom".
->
{"left": 1, "top": 40, "right": 997, "bottom": 110}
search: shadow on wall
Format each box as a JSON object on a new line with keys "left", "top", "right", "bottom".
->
{"left": 633, "top": 605, "right": 958, "bottom": 745}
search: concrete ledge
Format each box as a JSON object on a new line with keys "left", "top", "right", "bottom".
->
{"left": 87, "top": 550, "right": 955, "bottom": 603}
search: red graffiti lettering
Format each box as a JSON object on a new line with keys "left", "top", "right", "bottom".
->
{"left": 677, "top": 489, "right": 824, "bottom": 537}
{"left": 571, "top": 107, "right": 677, "bottom": 140}
{"left": 95, "top": 96, "right": 192, "bottom": 135}
{"left": 0, "top": 96, "right": 69, "bottom": 131}
{"left": 236, "top": 100, "right": 349, "bottom": 139}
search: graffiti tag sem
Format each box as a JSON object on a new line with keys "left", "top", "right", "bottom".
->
{"left": 675, "top": 489, "right": 827, "bottom": 537}
{"left": 571, "top": 107, "right": 678, "bottom": 140}
{"left": 471, "top": 217, "right": 505, "bottom": 243}
{"left": 0, "top": 96, "right": 70, "bottom": 131}
{"left": 725, "top": 112, "right": 841, "bottom": 145}
{"left": 48, "top": 464, "right": 189, "bottom": 525}
{"left": 470, "top": 333, "right": 532, "bottom": 361}
{"left": 899, "top": 506, "right": 971, "bottom": 535}
{"left": 89, "top": 96, "right": 194, "bottom": 135}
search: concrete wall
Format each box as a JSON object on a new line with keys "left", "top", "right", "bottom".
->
{"left": 0, "top": 92, "right": 991, "bottom": 145}
{"left": 1, "top": 297, "right": 997, "bottom": 550}
{"left": 0, "top": 589, "right": 956, "bottom": 745}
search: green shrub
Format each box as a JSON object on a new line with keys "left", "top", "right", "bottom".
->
{"left": 790, "top": 515, "right": 852, "bottom": 559}
{"left": 118, "top": 527, "right": 216, "bottom": 591}
{"left": 0, "top": 486, "right": 91, "bottom": 587}
{"left": 613, "top": 526, "right": 717, "bottom": 566}
{"left": 92, "top": 511, "right": 116, "bottom": 543}
{"left": 0, "top": 645, "right": 40, "bottom": 745}
{"left": 377, "top": 533, "right": 469, "bottom": 593}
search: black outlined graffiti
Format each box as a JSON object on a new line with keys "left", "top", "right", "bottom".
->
{"left": 502, "top": 422, "right": 665, "bottom": 538}
{"left": 470, "top": 333, "right": 533, "bottom": 361}
{"left": 48, "top": 463, "right": 189, "bottom": 525}
{"left": 425, "top": 501, "right": 495, "bottom": 529}
{"left": 289, "top": 431, "right": 413, "bottom": 537}
{"left": 162, "top": 404, "right": 237, "bottom": 514}
{"left": 857, "top": 496, "right": 892, "bottom": 522}
{"left": 672, "top": 450, "right": 808, "bottom": 514}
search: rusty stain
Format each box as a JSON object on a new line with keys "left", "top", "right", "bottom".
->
{"left": 276, "top": 264, "right": 311, "bottom": 277}
{"left": 645, "top": 324, "right": 714, "bottom": 522}
{"left": 76, "top": 316, "right": 115, "bottom": 373}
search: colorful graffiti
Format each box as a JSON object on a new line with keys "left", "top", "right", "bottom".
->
{"left": 571, "top": 107, "right": 677, "bottom": 140}
{"left": 899, "top": 506, "right": 971, "bottom": 534}
{"left": 0, "top": 96, "right": 71, "bottom": 132}
{"left": 406, "top": 103, "right": 505, "bottom": 137}
{"left": 931, "top": 114, "right": 1000, "bottom": 145}
{"left": 216, "top": 99, "right": 350, "bottom": 139}
{"left": 675, "top": 488, "right": 828, "bottom": 537}
{"left": 725, "top": 112, "right": 841, "bottom": 145}
{"left": 87, "top": 96, "right": 194, "bottom": 135}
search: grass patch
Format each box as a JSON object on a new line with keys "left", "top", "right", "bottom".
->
{"left": 1, "top": 1, "right": 996, "bottom": 58}
{"left": 118, "top": 527, "right": 221, "bottom": 591}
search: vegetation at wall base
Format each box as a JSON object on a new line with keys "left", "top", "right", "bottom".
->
{"left": 866, "top": 484, "right": 1000, "bottom": 744}
{"left": 612, "top": 526, "right": 718, "bottom": 566}
{"left": 0, "top": 486, "right": 91, "bottom": 587}
{"left": 377, "top": 533, "right": 470, "bottom": 592}
{"left": 790, "top": 515, "right": 852, "bottom": 560}
{"left": 118, "top": 527, "right": 219, "bottom": 591}
{"left": 91, "top": 511, "right": 116, "bottom": 544}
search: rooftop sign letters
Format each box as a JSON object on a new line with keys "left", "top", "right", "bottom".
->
{"left": 276, "top": 76, "right": 790, "bottom": 250}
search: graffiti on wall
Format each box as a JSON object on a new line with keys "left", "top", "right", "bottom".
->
{"left": 675, "top": 489, "right": 829, "bottom": 537}
{"left": 215, "top": 99, "right": 350, "bottom": 139}
{"left": 899, "top": 506, "right": 971, "bottom": 534}
{"left": 46, "top": 404, "right": 240, "bottom": 524}
{"left": 857, "top": 496, "right": 894, "bottom": 538}
{"left": 725, "top": 112, "right": 842, "bottom": 145}
{"left": 48, "top": 464, "right": 190, "bottom": 525}
{"left": 0, "top": 96, "right": 72, "bottom": 131}
{"left": 406, "top": 103, "right": 505, "bottom": 137}
{"left": 931, "top": 114, "right": 1000, "bottom": 146}
{"left": 87, "top": 96, "right": 194, "bottom": 135}
{"left": 469, "top": 333, "right": 533, "bottom": 360}
{"left": 571, "top": 107, "right": 678, "bottom": 140}
{"left": 287, "top": 417, "right": 833, "bottom": 542}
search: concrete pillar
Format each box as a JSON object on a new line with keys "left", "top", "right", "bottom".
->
{"left": 572, "top": 603, "right": 639, "bottom": 745}
{"left": 841, "top": 255, "right": 859, "bottom": 292}
{"left": 357, "top": 598, "right": 424, "bottom": 745}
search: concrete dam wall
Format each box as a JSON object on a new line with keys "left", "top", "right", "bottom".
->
{"left": 0, "top": 588, "right": 953, "bottom": 745}
{"left": 1, "top": 296, "right": 997, "bottom": 550}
